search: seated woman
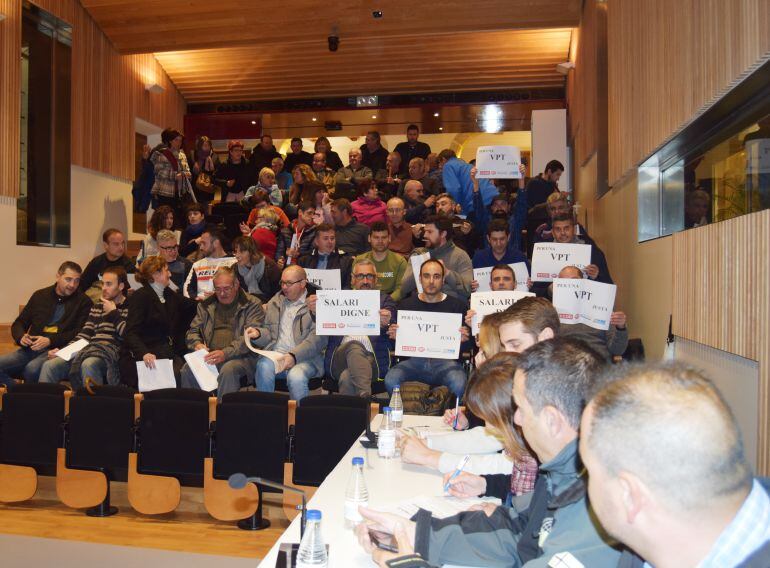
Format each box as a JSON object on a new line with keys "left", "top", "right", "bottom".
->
{"left": 137, "top": 205, "right": 180, "bottom": 264}
{"left": 179, "top": 203, "right": 207, "bottom": 257}
{"left": 232, "top": 236, "right": 280, "bottom": 303}
{"left": 241, "top": 206, "right": 281, "bottom": 259}
{"left": 309, "top": 182, "right": 333, "bottom": 226}
{"left": 244, "top": 167, "right": 285, "bottom": 209}
{"left": 287, "top": 163, "right": 319, "bottom": 208}
{"left": 122, "top": 256, "right": 188, "bottom": 388}
{"left": 351, "top": 178, "right": 387, "bottom": 227}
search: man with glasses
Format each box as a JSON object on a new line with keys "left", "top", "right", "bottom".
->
{"left": 297, "top": 223, "right": 353, "bottom": 289}
{"left": 385, "top": 197, "right": 415, "bottom": 258}
{"left": 156, "top": 229, "right": 192, "bottom": 290}
{"left": 322, "top": 259, "right": 396, "bottom": 397}
{"left": 355, "top": 221, "right": 407, "bottom": 301}
{"left": 181, "top": 266, "right": 265, "bottom": 399}
{"left": 245, "top": 265, "right": 326, "bottom": 401}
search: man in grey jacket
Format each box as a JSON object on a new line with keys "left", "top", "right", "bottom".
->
{"left": 245, "top": 265, "right": 327, "bottom": 401}
{"left": 181, "top": 266, "right": 265, "bottom": 399}
{"left": 400, "top": 215, "right": 473, "bottom": 301}
{"left": 356, "top": 338, "right": 624, "bottom": 568}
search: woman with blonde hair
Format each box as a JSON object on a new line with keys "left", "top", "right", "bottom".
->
{"left": 240, "top": 202, "right": 281, "bottom": 259}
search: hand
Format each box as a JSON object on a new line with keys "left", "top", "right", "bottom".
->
{"left": 519, "top": 163, "right": 526, "bottom": 177}
{"left": 610, "top": 311, "right": 627, "bottom": 329}
{"left": 459, "top": 222, "right": 472, "bottom": 235}
{"left": 142, "top": 144, "right": 151, "bottom": 160}
{"left": 286, "top": 247, "right": 299, "bottom": 258}
{"left": 226, "top": 179, "right": 235, "bottom": 188}
{"left": 584, "top": 264, "right": 599, "bottom": 279}
{"left": 358, "top": 507, "right": 416, "bottom": 545}
{"left": 277, "top": 257, "right": 286, "bottom": 269}
{"left": 470, "top": 279, "right": 479, "bottom": 293}
{"left": 193, "top": 162, "right": 201, "bottom": 174}
{"left": 379, "top": 308, "right": 392, "bottom": 328}
{"left": 443, "top": 408, "right": 469, "bottom": 430}
{"left": 386, "top": 176, "right": 395, "bottom": 184}
{"left": 101, "top": 298, "right": 116, "bottom": 314}
{"left": 184, "top": 171, "right": 192, "bottom": 179}
{"left": 460, "top": 326, "right": 470, "bottom": 343}
{"left": 387, "top": 323, "right": 398, "bottom": 341}
{"left": 526, "top": 278, "right": 533, "bottom": 290}
{"left": 464, "top": 309, "right": 476, "bottom": 328}
{"left": 239, "top": 222, "right": 251, "bottom": 235}
{"left": 202, "top": 291, "right": 216, "bottom": 299}
{"left": 193, "top": 236, "right": 203, "bottom": 245}
{"left": 143, "top": 353, "right": 157, "bottom": 369}
{"left": 30, "top": 336, "right": 51, "bottom": 352}
{"left": 474, "top": 349, "right": 487, "bottom": 367}
{"left": 424, "top": 195, "right": 437, "bottom": 208}
{"left": 399, "top": 435, "right": 441, "bottom": 468}
{"left": 204, "top": 350, "right": 225, "bottom": 365}
{"left": 411, "top": 225, "right": 423, "bottom": 239}
{"left": 306, "top": 294, "right": 317, "bottom": 314}
{"left": 20, "top": 333, "right": 34, "bottom": 347}
{"left": 278, "top": 353, "right": 295, "bottom": 372}
{"left": 245, "top": 327, "right": 260, "bottom": 340}
{"left": 470, "top": 166, "right": 477, "bottom": 183}
{"left": 175, "top": 172, "right": 183, "bottom": 179}
{"left": 444, "top": 471, "right": 486, "bottom": 498}
{"left": 322, "top": 193, "right": 332, "bottom": 206}
{"left": 47, "top": 348, "right": 59, "bottom": 359}
{"left": 373, "top": 522, "right": 416, "bottom": 567}
{"left": 467, "top": 503, "right": 499, "bottom": 517}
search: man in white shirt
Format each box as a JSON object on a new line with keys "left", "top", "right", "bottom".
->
{"left": 183, "top": 227, "right": 236, "bottom": 300}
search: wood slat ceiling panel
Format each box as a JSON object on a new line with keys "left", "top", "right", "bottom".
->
{"left": 154, "top": 28, "right": 572, "bottom": 103}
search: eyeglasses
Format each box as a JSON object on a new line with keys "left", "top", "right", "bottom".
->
{"left": 279, "top": 278, "right": 306, "bottom": 287}
{"left": 352, "top": 273, "right": 376, "bottom": 281}
{"left": 214, "top": 285, "right": 235, "bottom": 294}
{"left": 386, "top": 208, "right": 404, "bottom": 213}
{"left": 159, "top": 244, "right": 178, "bottom": 251}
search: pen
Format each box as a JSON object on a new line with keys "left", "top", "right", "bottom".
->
{"left": 452, "top": 398, "right": 460, "bottom": 430}
{"left": 444, "top": 455, "right": 470, "bottom": 493}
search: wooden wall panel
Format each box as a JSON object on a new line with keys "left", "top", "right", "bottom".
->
{"left": 0, "top": 0, "right": 186, "bottom": 197}
{"left": 673, "top": 210, "right": 770, "bottom": 474}
{"left": 607, "top": 0, "right": 770, "bottom": 185}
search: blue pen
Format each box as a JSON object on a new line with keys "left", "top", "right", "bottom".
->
{"left": 444, "top": 454, "right": 470, "bottom": 493}
{"left": 452, "top": 398, "right": 460, "bottom": 430}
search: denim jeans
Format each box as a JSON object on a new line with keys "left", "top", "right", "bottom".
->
{"left": 39, "top": 356, "right": 107, "bottom": 390}
{"left": 384, "top": 357, "right": 468, "bottom": 398}
{"left": 180, "top": 356, "right": 257, "bottom": 401}
{"left": 0, "top": 348, "right": 49, "bottom": 386}
{"left": 255, "top": 355, "right": 324, "bottom": 401}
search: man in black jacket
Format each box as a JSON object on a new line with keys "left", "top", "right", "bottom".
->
{"left": 297, "top": 223, "right": 353, "bottom": 289}
{"left": 394, "top": 124, "right": 432, "bottom": 177}
{"left": 360, "top": 131, "right": 389, "bottom": 173}
{"left": 283, "top": 137, "right": 313, "bottom": 174}
{"left": 80, "top": 229, "right": 135, "bottom": 299}
{"left": 0, "top": 261, "right": 92, "bottom": 386}
{"left": 250, "top": 134, "right": 282, "bottom": 172}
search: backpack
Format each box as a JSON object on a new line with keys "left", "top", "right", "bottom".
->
{"left": 398, "top": 382, "right": 453, "bottom": 416}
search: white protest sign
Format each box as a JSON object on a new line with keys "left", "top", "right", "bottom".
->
{"left": 552, "top": 278, "right": 617, "bottom": 330}
{"left": 476, "top": 146, "right": 522, "bottom": 179}
{"left": 304, "top": 268, "right": 342, "bottom": 290}
{"left": 395, "top": 310, "right": 462, "bottom": 360}
{"left": 315, "top": 290, "right": 381, "bottom": 336}
{"left": 127, "top": 273, "right": 143, "bottom": 291}
{"left": 410, "top": 251, "right": 431, "bottom": 294}
{"left": 531, "top": 243, "right": 592, "bottom": 282}
{"left": 183, "top": 349, "right": 219, "bottom": 392}
{"left": 55, "top": 338, "right": 89, "bottom": 362}
{"left": 470, "top": 291, "right": 535, "bottom": 335}
{"left": 473, "top": 262, "right": 531, "bottom": 292}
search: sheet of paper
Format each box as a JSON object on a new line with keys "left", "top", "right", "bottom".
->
{"left": 304, "top": 268, "right": 342, "bottom": 290}
{"left": 183, "top": 349, "right": 219, "bottom": 392}
{"left": 168, "top": 279, "right": 179, "bottom": 292}
{"left": 552, "top": 278, "right": 617, "bottom": 330}
{"left": 395, "top": 310, "right": 462, "bottom": 360}
{"left": 511, "top": 262, "right": 530, "bottom": 292}
{"left": 531, "top": 243, "right": 592, "bottom": 282}
{"left": 475, "top": 146, "right": 522, "bottom": 179}
{"left": 315, "top": 289, "right": 381, "bottom": 336}
{"left": 126, "top": 273, "right": 143, "bottom": 291}
{"left": 243, "top": 331, "right": 286, "bottom": 366}
{"left": 136, "top": 359, "right": 176, "bottom": 392}
{"left": 410, "top": 251, "right": 431, "bottom": 294}
{"left": 470, "top": 291, "right": 535, "bottom": 334}
{"left": 377, "top": 495, "right": 501, "bottom": 520}
{"left": 55, "top": 338, "right": 89, "bottom": 362}
{"left": 473, "top": 262, "right": 530, "bottom": 292}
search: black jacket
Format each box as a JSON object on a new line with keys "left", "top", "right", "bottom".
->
{"left": 394, "top": 140, "right": 432, "bottom": 176}
{"left": 360, "top": 144, "right": 389, "bottom": 173}
{"left": 297, "top": 249, "right": 354, "bottom": 290}
{"left": 284, "top": 150, "right": 313, "bottom": 174}
{"left": 215, "top": 158, "right": 253, "bottom": 198}
{"left": 123, "top": 284, "right": 188, "bottom": 360}
{"left": 80, "top": 254, "right": 136, "bottom": 292}
{"left": 250, "top": 144, "right": 282, "bottom": 172}
{"left": 11, "top": 286, "right": 92, "bottom": 349}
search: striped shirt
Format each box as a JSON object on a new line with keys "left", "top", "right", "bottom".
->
{"left": 73, "top": 300, "right": 129, "bottom": 345}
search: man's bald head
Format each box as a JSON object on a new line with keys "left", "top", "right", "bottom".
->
{"left": 558, "top": 266, "right": 583, "bottom": 279}
{"left": 281, "top": 265, "right": 308, "bottom": 300}
{"left": 404, "top": 180, "right": 424, "bottom": 202}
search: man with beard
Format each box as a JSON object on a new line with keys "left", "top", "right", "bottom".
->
{"left": 434, "top": 192, "right": 478, "bottom": 255}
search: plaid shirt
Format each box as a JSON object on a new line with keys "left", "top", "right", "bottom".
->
{"left": 510, "top": 452, "right": 539, "bottom": 496}
{"left": 644, "top": 479, "right": 770, "bottom": 568}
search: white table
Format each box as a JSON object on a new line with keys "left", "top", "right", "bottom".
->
{"left": 258, "top": 415, "right": 451, "bottom": 567}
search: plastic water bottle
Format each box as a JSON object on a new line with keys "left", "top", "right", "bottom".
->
{"left": 344, "top": 457, "right": 369, "bottom": 528}
{"left": 390, "top": 387, "right": 404, "bottom": 427}
{"left": 378, "top": 407, "right": 396, "bottom": 459}
{"left": 296, "top": 509, "right": 327, "bottom": 568}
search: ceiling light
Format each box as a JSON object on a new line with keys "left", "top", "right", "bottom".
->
{"left": 251, "top": 120, "right": 256, "bottom": 125}
{"left": 312, "top": 117, "right": 317, "bottom": 122}
{"left": 439, "top": 127, "right": 443, "bottom": 131}
{"left": 433, "top": 112, "right": 440, "bottom": 117}
{"left": 481, "top": 105, "right": 503, "bottom": 133}
{"left": 371, "top": 115, "right": 377, "bottom": 119}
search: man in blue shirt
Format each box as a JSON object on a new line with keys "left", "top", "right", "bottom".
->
{"left": 581, "top": 362, "right": 770, "bottom": 568}
{"left": 471, "top": 219, "right": 528, "bottom": 292}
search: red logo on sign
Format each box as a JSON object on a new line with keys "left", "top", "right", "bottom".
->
{"left": 402, "top": 346, "right": 417, "bottom": 352}
{"left": 322, "top": 323, "right": 337, "bottom": 328}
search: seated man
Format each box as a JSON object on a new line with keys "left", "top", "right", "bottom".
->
{"left": 385, "top": 259, "right": 470, "bottom": 399}
{"left": 358, "top": 338, "right": 622, "bottom": 568}
{"left": 183, "top": 227, "right": 237, "bottom": 300}
{"left": 322, "top": 259, "right": 396, "bottom": 397}
{"left": 335, "top": 148, "right": 374, "bottom": 188}
{"left": 39, "top": 267, "right": 129, "bottom": 389}
{"left": 330, "top": 198, "right": 371, "bottom": 256}
{"left": 471, "top": 219, "right": 529, "bottom": 292}
{"left": 181, "top": 266, "right": 265, "bottom": 400}
{"left": 297, "top": 223, "right": 353, "bottom": 290}
{"left": 434, "top": 192, "right": 478, "bottom": 255}
{"left": 0, "top": 261, "right": 92, "bottom": 386}
{"left": 582, "top": 363, "right": 770, "bottom": 567}
{"left": 497, "top": 296, "right": 560, "bottom": 353}
{"left": 534, "top": 191, "right": 593, "bottom": 244}
{"left": 400, "top": 216, "right": 473, "bottom": 301}
{"left": 385, "top": 197, "right": 415, "bottom": 258}
{"left": 355, "top": 221, "right": 407, "bottom": 302}
{"left": 80, "top": 228, "right": 136, "bottom": 301}
{"left": 157, "top": 229, "right": 192, "bottom": 290}
{"left": 551, "top": 212, "right": 613, "bottom": 283}
{"left": 310, "top": 152, "right": 335, "bottom": 192}
{"left": 245, "top": 265, "right": 326, "bottom": 401}
{"left": 551, "top": 265, "right": 628, "bottom": 361}
{"left": 464, "top": 264, "right": 521, "bottom": 336}
{"left": 398, "top": 157, "right": 438, "bottom": 197}
{"left": 402, "top": 180, "right": 437, "bottom": 224}
{"left": 374, "top": 151, "right": 403, "bottom": 200}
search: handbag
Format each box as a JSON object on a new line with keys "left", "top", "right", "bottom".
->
{"left": 195, "top": 171, "right": 215, "bottom": 194}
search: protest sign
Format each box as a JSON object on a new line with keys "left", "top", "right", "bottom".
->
{"left": 476, "top": 146, "right": 522, "bottom": 179}
{"left": 552, "top": 278, "right": 617, "bottom": 330}
{"left": 395, "top": 310, "right": 462, "bottom": 360}
{"left": 531, "top": 243, "right": 592, "bottom": 282}
{"left": 315, "top": 290, "right": 381, "bottom": 336}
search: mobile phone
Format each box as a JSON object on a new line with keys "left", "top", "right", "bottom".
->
{"left": 368, "top": 528, "right": 398, "bottom": 553}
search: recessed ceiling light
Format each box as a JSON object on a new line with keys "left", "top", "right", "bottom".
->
{"left": 251, "top": 120, "right": 256, "bottom": 125}
{"left": 433, "top": 112, "right": 439, "bottom": 117}
{"left": 371, "top": 115, "right": 377, "bottom": 119}
{"left": 312, "top": 117, "right": 317, "bottom": 122}
{"left": 439, "top": 127, "right": 443, "bottom": 131}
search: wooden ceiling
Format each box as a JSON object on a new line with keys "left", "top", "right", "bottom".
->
{"left": 81, "top": 0, "right": 579, "bottom": 104}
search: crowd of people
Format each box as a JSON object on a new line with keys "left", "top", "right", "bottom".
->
{"left": 1, "top": 124, "right": 768, "bottom": 567}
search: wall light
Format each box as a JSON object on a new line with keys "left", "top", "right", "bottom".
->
{"left": 145, "top": 82, "right": 165, "bottom": 94}
{"left": 251, "top": 120, "right": 256, "bottom": 125}
{"left": 0, "top": 13, "right": 6, "bottom": 22}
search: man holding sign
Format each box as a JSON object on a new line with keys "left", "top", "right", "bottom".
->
{"left": 321, "top": 259, "right": 396, "bottom": 397}
{"left": 297, "top": 223, "right": 352, "bottom": 290}
{"left": 551, "top": 213, "right": 613, "bottom": 284}
{"left": 385, "top": 259, "right": 471, "bottom": 398}
{"left": 470, "top": 219, "right": 529, "bottom": 292}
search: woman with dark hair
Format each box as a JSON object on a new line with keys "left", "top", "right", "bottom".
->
{"left": 232, "top": 236, "right": 281, "bottom": 303}
{"left": 215, "top": 139, "right": 251, "bottom": 203}
{"left": 151, "top": 128, "right": 194, "bottom": 215}
{"left": 137, "top": 205, "right": 180, "bottom": 264}
{"left": 314, "top": 136, "right": 343, "bottom": 171}
{"left": 188, "top": 135, "right": 219, "bottom": 210}
{"left": 122, "top": 256, "right": 187, "bottom": 387}
{"left": 351, "top": 178, "right": 387, "bottom": 226}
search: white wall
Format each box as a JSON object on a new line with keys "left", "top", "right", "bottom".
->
{"left": 0, "top": 166, "right": 133, "bottom": 322}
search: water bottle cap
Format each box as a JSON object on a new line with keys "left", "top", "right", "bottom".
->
{"left": 393, "top": 386, "right": 400, "bottom": 391}
{"left": 307, "top": 509, "right": 322, "bottom": 521}
{"left": 383, "top": 407, "right": 391, "bottom": 412}
{"left": 352, "top": 457, "right": 364, "bottom": 465}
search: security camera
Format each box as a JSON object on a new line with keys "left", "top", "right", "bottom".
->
{"left": 328, "top": 35, "right": 339, "bottom": 52}
{"left": 556, "top": 61, "right": 575, "bottom": 75}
